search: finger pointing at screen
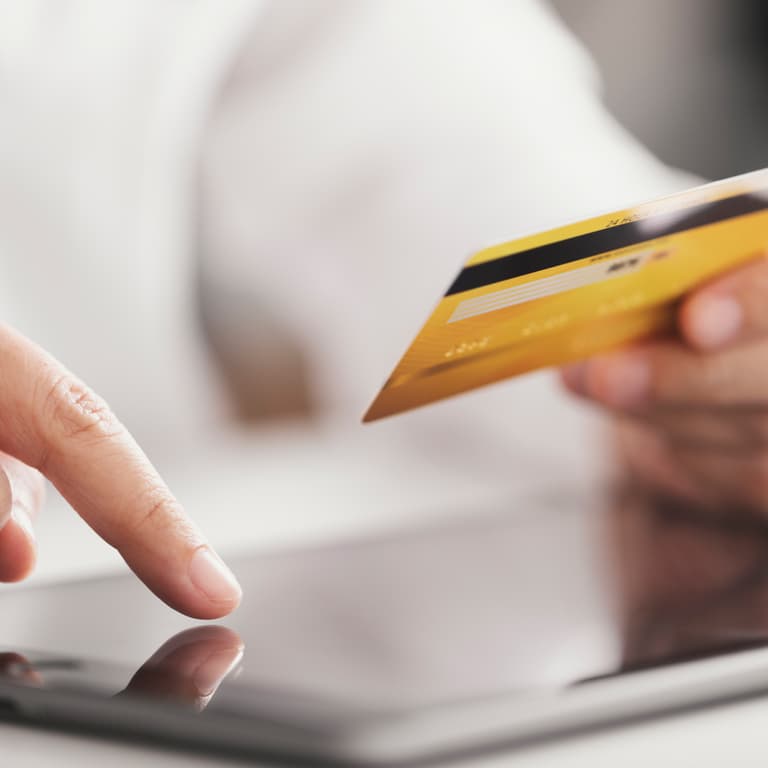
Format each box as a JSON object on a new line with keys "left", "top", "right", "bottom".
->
{"left": 0, "top": 324, "right": 241, "bottom": 619}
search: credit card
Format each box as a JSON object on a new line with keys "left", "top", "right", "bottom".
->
{"left": 363, "top": 169, "right": 768, "bottom": 422}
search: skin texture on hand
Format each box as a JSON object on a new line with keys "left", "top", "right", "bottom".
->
{"left": 0, "top": 325, "right": 241, "bottom": 619}
{"left": 561, "top": 254, "right": 768, "bottom": 515}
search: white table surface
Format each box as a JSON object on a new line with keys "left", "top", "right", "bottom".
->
{"left": 2, "top": 424, "right": 768, "bottom": 767}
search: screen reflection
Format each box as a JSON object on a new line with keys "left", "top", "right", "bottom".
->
{"left": 607, "top": 486, "right": 768, "bottom": 675}
{"left": 0, "top": 626, "right": 243, "bottom": 713}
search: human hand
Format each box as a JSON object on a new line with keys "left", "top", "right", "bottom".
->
{"left": 0, "top": 325, "right": 241, "bottom": 618}
{"left": 560, "top": 255, "right": 768, "bottom": 514}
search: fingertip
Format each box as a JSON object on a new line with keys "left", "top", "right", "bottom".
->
{"left": 0, "top": 467, "right": 12, "bottom": 531}
{"left": 187, "top": 596, "right": 242, "bottom": 621}
{"left": 0, "top": 510, "right": 37, "bottom": 583}
{"left": 560, "top": 362, "right": 588, "bottom": 396}
{"left": 680, "top": 291, "right": 742, "bottom": 350}
{"left": 0, "top": 459, "right": 42, "bottom": 583}
{"left": 119, "top": 514, "right": 242, "bottom": 619}
{"left": 187, "top": 547, "right": 242, "bottom": 618}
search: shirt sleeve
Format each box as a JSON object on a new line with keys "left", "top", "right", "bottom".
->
{"left": 199, "top": 0, "right": 696, "bottom": 461}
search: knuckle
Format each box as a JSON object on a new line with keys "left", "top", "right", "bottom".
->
{"left": 656, "top": 352, "right": 726, "bottom": 404}
{"left": 41, "top": 372, "right": 122, "bottom": 445}
{"left": 127, "top": 488, "right": 186, "bottom": 541}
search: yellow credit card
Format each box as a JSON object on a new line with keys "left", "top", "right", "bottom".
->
{"left": 363, "top": 168, "right": 768, "bottom": 422}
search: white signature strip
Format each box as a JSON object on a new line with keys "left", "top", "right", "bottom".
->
{"left": 448, "top": 250, "right": 654, "bottom": 323}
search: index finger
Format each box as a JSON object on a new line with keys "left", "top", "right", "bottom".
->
{"left": 0, "top": 325, "right": 241, "bottom": 619}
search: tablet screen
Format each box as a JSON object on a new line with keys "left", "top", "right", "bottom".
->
{"left": 1, "top": 488, "right": 768, "bottom": 729}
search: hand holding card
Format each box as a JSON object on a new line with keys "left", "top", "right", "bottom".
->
{"left": 562, "top": 253, "right": 768, "bottom": 515}
{"left": 364, "top": 169, "right": 768, "bottom": 422}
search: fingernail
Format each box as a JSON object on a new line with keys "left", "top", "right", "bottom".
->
{"left": 189, "top": 548, "right": 242, "bottom": 606}
{"left": 193, "top": 647, "right": 243, "bottom": 695}
{"left": 561, "top": 362, "right": 588, "bottom": 394}
{"left": 11, "top": 506, "right": 35, "bottom": 541}
{"left": 596, "top": 353, "right": 650, "bottom": 409}
{"left": 688, "top": 293, "right": 742, "bottom": 349}
{"left": 0, "top": 471, "right": 11, "bottom": 531}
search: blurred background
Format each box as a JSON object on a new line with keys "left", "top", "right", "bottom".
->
{"left": 0, "top": 0, "right": 767, "bottom": 580}
{"left": 553, "top": 0, "right": 768, "bottom": 178}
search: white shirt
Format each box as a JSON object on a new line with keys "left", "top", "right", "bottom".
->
{"left": 0, "top": 0, "right": 694, "bottom": 580}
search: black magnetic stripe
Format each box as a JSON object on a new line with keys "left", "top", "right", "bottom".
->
{"left": 446, "top": 192, "right": 768, "bottom": 296}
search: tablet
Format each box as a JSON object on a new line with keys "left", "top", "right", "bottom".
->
{"left": 2, "top": 488, "right": 768, "bottom": 765}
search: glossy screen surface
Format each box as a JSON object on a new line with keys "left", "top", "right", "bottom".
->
{"left": 1, "top": 489, "right": 768, "bottom": 725}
